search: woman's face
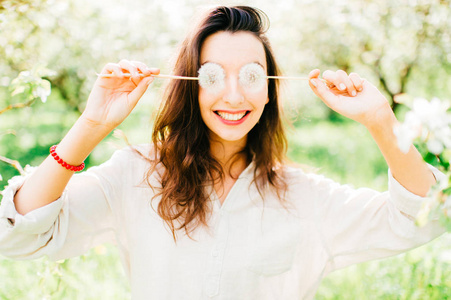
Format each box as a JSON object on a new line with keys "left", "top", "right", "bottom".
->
{"left": 199, "top": 31, "right": 269, "bottom": 148}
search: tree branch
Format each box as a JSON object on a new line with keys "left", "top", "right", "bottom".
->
{"left": 0, "top": 99, "right": 35, "bottom": 115}
{"left": 0, "top": 155, "right": 25, "bottom": 176}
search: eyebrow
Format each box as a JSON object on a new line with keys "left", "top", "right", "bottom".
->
{"left": 200, "top": 61, "right": 266, "bottom": 69}
{"left": 250, "top": 61, "right": 265, "bottom": 69}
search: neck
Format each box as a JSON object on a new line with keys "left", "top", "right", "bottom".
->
{"left": 209, "top": 137, "right": 248, "bottom": 178}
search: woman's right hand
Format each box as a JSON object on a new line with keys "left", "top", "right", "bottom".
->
{"left": 81, "top": 59, "right": 160, "bottom": 130}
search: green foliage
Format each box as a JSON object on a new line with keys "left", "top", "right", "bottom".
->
{"left": 287, "top": 121, "right": 387, "bottom": 191}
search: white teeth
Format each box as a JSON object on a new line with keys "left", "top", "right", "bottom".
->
{"left": 216, "top": 111, "right": 247, "bottom": 121}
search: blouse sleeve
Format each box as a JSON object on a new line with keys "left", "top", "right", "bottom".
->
{"left": 310, "top": 165, "right": 448, "bottom": 273}
{"left": 0, "top": 148, "right": 131, "bottom": 261}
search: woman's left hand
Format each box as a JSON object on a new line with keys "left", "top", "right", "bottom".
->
{"left": 308, "top": 69, "right": 393, "bottom": 128}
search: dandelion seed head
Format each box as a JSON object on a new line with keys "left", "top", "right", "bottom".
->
{"left": 198, "top": 63, "right": 225, "bottom": 93}
{"left": 239, "top": 63, "right": 266, "bottom": 92}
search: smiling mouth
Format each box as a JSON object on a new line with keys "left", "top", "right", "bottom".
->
{"left": 214, "top": 111, "right": 250, "bottom": 121}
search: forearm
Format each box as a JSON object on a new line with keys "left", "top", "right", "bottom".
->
{"left": 11, "top": 61, "right": 156, "bottom": 216}
{"left": 14, "top": 116, "right": 113, "bottom": 215}
{"left": 365, "top": 108, "right": 436, "bottom": 197}
{"left": 308, "top": 70, "right": 436, "bottom": 196}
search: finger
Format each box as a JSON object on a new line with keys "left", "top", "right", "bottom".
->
{"left": 322, "top": 70, "right": 352, "bottom": 93}
{"left": 308, "top": 69, "right": 321, "bottom": 92}
{"left": 118, "top": 59, "right": 140, "bottom": 77}
{"left": 321, "top": 70, "right": 340, "bottom": 90}
{"left": 349, "top": 72, "right": 364, "bottom": 92}
{"left": 131, "top": 61, "right": 152, "bottom": 76}
{"left": 147, "top": 67, "right": 161, "bottom": 75}
{"left": 129, "top": 76, "right": 138, "bottom": 87}
{"left": 308, "top": 69, "right": 321, "bottom": 93}
{"left": 335, "top": 70, "right": 356, "bottom": 96}
{"left": 323, "top": 70, "right": 354, "bottom": 95}
{"left": 128, "top": 76, "right": 154, "bottom": 106}
{"left": 308, "top": 69, "right": 320, "bottom": 79}
{"left": 102, "top": 63, "right": 124, "bottom": 77}
{"left": 309, "top": 69, "right": 336, "bottom": 89}
{"left": 309, "top": 77, "right": 339, "bottom": 109}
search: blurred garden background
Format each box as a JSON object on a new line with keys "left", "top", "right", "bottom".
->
{"left": 1, "top": 0, "right": 451, "bottom": 298}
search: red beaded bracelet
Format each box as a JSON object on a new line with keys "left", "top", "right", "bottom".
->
{"left": 50, "top": 145, "right": 85, "bottom": 172}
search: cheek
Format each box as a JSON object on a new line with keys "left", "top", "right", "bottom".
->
{"left": 263, "top": 85, "right": 270, "bottom": 104}
{"left": 252, "top": 88, "right": 269, "bottom": 108}
{"left": 264, "top": 89, "right": 269, "bottom": 105}
{"left": 198, "top": 92, "right": 214, "bottom": 123}
{"left": 198, "top": 90, "right": 209, "bottom": 112}
{"left": 198, "top": 87, "right": 221, "bottom": 105}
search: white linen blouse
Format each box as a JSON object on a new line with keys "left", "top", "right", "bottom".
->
{"left": 0, "top": 144, "right": 446, "bottom": 299}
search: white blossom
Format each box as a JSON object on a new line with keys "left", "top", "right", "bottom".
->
{"left": 434, "top": 126, "right": 451, "bottom": 149}
{"left": 426, "top": 138, "right": 444, "bottom": 155}
{"left": 395, "top": 97, "right": 451, "bottom": 155}
{"left": 438, "top": 250, "right": 451, "bottom": 264}
{"left": 394, "top": 111, "right": 423, "bottom": 153}
{"left": 412, "top": 97, "right": 449, "bottom": 126}
{"left": 23, "top": 164, "right": 37, "bottom": 175}
{"left": 394, "top": 122, "right": 416, "bottom": 153}
{"left": 35, "top": 85, "right": 51, "bottom": 103}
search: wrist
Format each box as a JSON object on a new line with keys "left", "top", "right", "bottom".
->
{"left": 50, "top": 145, "right": 86, "bottom": 172}
{"left": 78, "top": 114, "right": 116, "bottom": 135}
{"left": 363, "top": 103, "right": 397, "bottom": 132}
{"left": 54, "top": 116, "right": 114, "bottom": 166}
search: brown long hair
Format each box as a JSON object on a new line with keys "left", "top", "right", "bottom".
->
{"left": 150, "top": 6, "right": 288, "bottom": 241}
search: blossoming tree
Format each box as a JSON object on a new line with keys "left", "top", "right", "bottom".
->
{"left": 394, "top": 95, "right": 451, "bottom": 229}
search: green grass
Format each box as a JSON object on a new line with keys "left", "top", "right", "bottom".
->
{"left": 0, "top": 245, "right": 130, "bottom": 299}
{"left": 316, "top": 236, "right": 451, "bottom": 300}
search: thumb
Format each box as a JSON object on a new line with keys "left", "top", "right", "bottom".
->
{"left": 128, "top": 76, "right": 154, "bottom": 105}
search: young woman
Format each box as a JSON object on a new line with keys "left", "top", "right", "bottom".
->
{"left": 0, "top": 5, "right": 446, "bottom": 299}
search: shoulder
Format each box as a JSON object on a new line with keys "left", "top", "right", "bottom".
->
{"left": 282, "top": 164, "right": 318, "bottom": 182}
{"left": 114, "top": 143, "right": 165, "bottom": 183}
{"left": 281, "top": 164, "right": 344, "bottom": 191}
{"left": 89, "top": 143, "right": 158, "bottom": 179}
{"left": 110, "top": 143, "right": 156, "bottom": 164}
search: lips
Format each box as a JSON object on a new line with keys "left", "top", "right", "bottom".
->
{"left": 214, "top": 110, "right": 251, "bottom": 124}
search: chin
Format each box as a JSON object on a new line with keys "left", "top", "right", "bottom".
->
{"left": 209, "top": 131, "right": 249, "bottom": 145}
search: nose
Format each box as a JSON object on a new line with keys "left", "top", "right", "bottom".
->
{"left": 222, "top": 75, "right": 244, "bottom": 106}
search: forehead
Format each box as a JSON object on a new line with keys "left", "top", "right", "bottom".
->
{"left": 200, "top": 31, "right": 267, "bottom": 69}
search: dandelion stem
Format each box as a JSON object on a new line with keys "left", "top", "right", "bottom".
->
{"left": 97, "top": 73, "right": 329, "bottom": 82}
